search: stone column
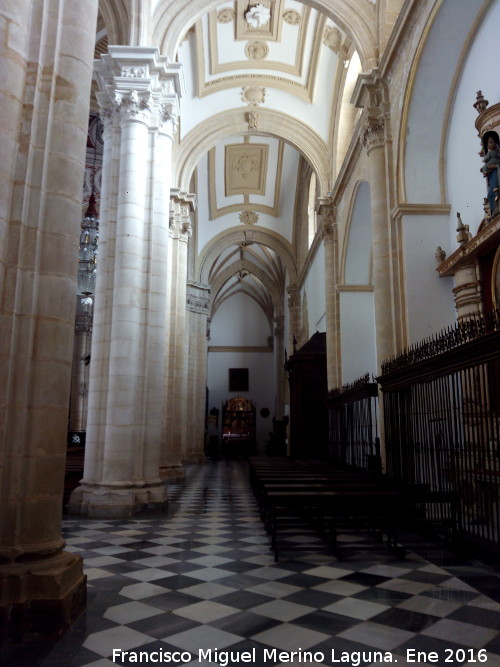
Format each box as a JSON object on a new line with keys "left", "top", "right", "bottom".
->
{"left": 357, "top": 77, "right": 398, "bottom": 369}
{"left": 319, "top": 199, "right": 341, "bottom": 390}
{"left": 0, "top": 0, "right": 98, "bottom": 643}
{"left": 68, "top": 306, "right": 93, "bottom": 434}
{"left": 160, "top": 190, "right": 196, "bottom": 480}
{"left": 184, "top": 282, "right": 211, "bottom": 463}
{"left": 70, "top": 47, "right": 183, "bottom": 516}
{"left": 274, "top": 314, "right": 286, "bottom": 420}
{"left": 287, "top": 284, "right": 301, "bottom": 354}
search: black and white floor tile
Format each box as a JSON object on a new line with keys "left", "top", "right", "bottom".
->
{"left": 2, "top": 460, "right": 500, "bottom": 667}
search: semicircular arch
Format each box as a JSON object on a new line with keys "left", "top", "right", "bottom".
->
{"left": 98, "top": 0, "right": 130, "bottom": 45}
{"left": 340, "top": 179, "right": 372, "bottom": 285}
{"left": 153, "top": 0, "right": 377, "bottom": 71}
{"left": 174, "top": 108, "right": 330, "bottom": 195}
{"left": 397, "top": 0, "right": 493, "bottom": 204}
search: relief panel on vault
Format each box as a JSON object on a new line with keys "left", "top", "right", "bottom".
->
{"left": 225, "top": 143, "right": 269, "bottom": 196}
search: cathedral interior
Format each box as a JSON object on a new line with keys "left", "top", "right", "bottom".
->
{"left": 1, "top": 0, "right": 500, "bottom": 664}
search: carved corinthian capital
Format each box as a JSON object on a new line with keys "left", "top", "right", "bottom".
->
{"left": 361, "top": 116, "right": 385, "bottom": 153}
{"left": 115, "top": 90, "right": 152, "bottom": 124}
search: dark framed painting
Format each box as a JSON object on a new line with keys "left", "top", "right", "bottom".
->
{"left": 229, "top": 368, "right": 249, "bottom": 392}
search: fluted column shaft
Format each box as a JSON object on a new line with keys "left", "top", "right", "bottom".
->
{"left": 0, "top": 0, "right": 97, "bottom": 643}
{"left": 274, "top": 314, "right": 285, "bottom": 420}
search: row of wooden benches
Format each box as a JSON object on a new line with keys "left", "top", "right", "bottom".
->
{"left": 248, "top": 457, "right": 408, "bottom": 561}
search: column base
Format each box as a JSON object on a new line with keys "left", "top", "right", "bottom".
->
{"left": 68, "top": 480, "right": 167, "bottom": 517}
{"left": 0, "top": 551, "right": 86, "bottom": 647}
{"left": 159, "top": 464, "right": 186, "bottom": 481}
{"left": 182, "top": 450, "right": 207, "bottom": 464}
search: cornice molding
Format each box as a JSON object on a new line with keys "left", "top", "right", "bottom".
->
{"left": 392, "top": 203, "right": 452, "bottom": 218}
{"left": 208, "top": 346, "right": 273, "bottom": 353}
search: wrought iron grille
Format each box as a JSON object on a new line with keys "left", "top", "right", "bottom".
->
{"left": 327, "top": 374, "right": 380, "bottom": 471}
{"left": 379, "top": 314, "right": 500, "bottom": 547}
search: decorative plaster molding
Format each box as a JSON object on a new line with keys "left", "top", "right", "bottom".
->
{"left": 217, "top": 7, "right": 235, "bottom": 23}
{"left": 323, "top": 26, "right": 342, "bottom": 53}
{"left": 283, "top": 9, "right": 301, "bottom": 25}
{"left": 239, "top": 211, "right": 259, "bottom": 225}
{"left": 247, "top": 111, "right": 259, "bottom": 130}
{"left": 245, "top": 4, "right": 271, "bottom": 29}
{"left": 225, "top": 143, "right": 269, "bottom": 197}
{"left": 242, "top": 86, "right": 266, "bottom": 106}
{"left": 392, "top": 203, "right": 452, "bottom": 218}
{"left": 121, "top": 66, "right": 147, "bottom": 78}
{"left": 202, "top": 8, "right": 321, "bottom": 103}
{"left": 207, "top": 140, "right": 283, "bottom": 220}
{"left": 186, "top": 293, "right": 210, "bottom": 314}
{"left": 245, "top": 40, "right": 269, "bottom": 60}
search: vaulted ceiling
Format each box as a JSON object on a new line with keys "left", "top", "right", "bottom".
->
{"left": 93, "top": 0, "right": 369, "bottom": 330}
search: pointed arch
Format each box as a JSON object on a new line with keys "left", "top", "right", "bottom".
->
{"left": 198, "top": 227, "right": 297, "bottom": 286}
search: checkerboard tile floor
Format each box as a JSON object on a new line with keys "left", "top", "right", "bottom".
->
{"left": 2, "top": 460, "right": 499, "bottom": 667}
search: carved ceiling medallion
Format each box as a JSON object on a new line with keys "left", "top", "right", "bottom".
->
{"left": 245, "top": 40, "right": 269, "bottom": 60}
{"left": 323, "top": 27, "right": 342, "bottom": 53}
{"left": 217, "top": 7, "right": 235, "bottom": 23}
{"left": 239, "top": 211, "right": 259, "bottom": 225}
{"left": 245, "top": 4, "right": 271, "bottom": 28}
{"left": 283, "top": 9, "right": 301, "bottom": 25}
{"left": 241, "top": 86, "right": 266, "bottom": 106}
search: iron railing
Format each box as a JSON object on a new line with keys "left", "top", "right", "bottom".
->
{"left": 379, "top": 311, "right": 500, "bottom": 547}
{"left": 327, "top": 374, "right": 381, "bottom": 471}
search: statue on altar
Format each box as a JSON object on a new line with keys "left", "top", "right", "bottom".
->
{"left": 480, "top": 130, "right": 500, "bottom": 216}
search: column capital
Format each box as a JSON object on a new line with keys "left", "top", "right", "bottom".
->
{"left": 318, "top": 197, "right": 338, "bottom": 244}
{"left": 361, "top": 115, "right": 386, "bottom": 153}
{"left": 351, "top": 68, "right": 390, "bottom": 153}
{"left": 94, "top": 46, "right": 184, "bottom": 132}
{"left": 287, "top": 283, "right": 300, "bottom": 309}
{"left": 186, "top": 282, "right": 211, "bottom": 314}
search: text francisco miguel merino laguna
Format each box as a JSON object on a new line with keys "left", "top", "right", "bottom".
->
{"left": 112, "top": 647, "right": 489, "bottom": 664}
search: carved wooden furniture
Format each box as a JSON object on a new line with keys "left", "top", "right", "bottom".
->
{"left": 285, "top": 331, "right": 328, "bottom": 459}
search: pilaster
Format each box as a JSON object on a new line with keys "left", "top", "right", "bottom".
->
{"left": 319, "top": 198, "right": 341, "bottom": 390}
{"left": 353, "top": 70, "right": 398, "bottom": 368}
{"left": 184, "top": 283, "right": 211, "bottom": 463}
{"left": 160, "top": 189, "right": 196, "bottom": 480}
